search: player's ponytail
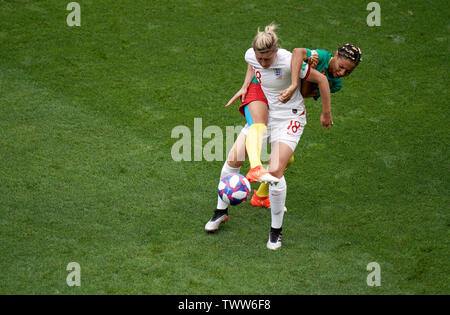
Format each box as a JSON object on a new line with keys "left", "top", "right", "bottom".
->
{"left": 252, "top": 23, "right": 279, "bottom": 53}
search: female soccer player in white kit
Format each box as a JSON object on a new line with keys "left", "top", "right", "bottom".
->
{"left": 205, "top": 24, "right": 333, "bottom": 250}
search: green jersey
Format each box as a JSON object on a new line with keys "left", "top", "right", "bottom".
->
{"left": 304, "top": 48, "right": 343, "bottom": 99}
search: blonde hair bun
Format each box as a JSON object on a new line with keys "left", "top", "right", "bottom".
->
{"left": 253, "top": 23, "right": 279, "bottom": 53}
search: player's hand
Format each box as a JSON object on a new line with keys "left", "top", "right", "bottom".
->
{"left": 225, "top": 88, "right": 248, "bottom": 107}
{"left": 320, "top": 111, "right": 333, "bottom": 130}
{"left": 278, "top": 85, "right": 297, "bottom": 103}
{"left": 308, "top": 52, "right": 319, "bottom": 68}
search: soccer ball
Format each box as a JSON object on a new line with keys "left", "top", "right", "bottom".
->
{"left": 218, "top": 173, "right": 251, "bottom": 206}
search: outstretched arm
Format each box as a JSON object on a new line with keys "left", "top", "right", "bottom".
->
{"left": 226, "top": 64, "right": 254, "bottom": 107}
{"left": 305, "top": 69, "right": 333, "bottom": 129}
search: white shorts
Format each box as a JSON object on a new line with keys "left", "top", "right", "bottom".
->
{"left": 240, "top": 108, "right": 307, "bottom": 152}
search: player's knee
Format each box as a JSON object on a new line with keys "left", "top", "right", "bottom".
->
{"left": 269, "top": 166, "right": 285, "bottom": 179}
{"left": 227, "top": 159, "right": 243, "bottom": 169}
{"left": 268, "top": 158, "right": 287, "bottom": 178}
{"left": 226, "top": 145, "right": 246, "bottom": 168}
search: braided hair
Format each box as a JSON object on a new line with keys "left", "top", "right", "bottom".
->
{"left": 337, "top": 43, "right": 362, "bottom": 65}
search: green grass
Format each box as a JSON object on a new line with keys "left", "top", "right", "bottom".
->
{"left": 0, "top": 0, "right": 448, "bottom": 294}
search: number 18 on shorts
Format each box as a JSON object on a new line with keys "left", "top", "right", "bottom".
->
{"left": 267, "top": 114, "right": 306, "bottom": 152}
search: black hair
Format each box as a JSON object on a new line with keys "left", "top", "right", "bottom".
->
{"left": 337, "top": 43, "right": 362, "bottom": 65}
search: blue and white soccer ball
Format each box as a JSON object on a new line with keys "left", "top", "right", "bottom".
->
{"left": 218, "top": 173, "right": 251, "bottom": 206}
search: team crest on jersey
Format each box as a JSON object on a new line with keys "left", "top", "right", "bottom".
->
{"left": 274, "top": 68, "right": 282, "bottom": 79}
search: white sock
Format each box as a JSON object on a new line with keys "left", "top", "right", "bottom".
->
{"left": 216, "top": 162, "right": 241, "bottom": 210}
{"left": 269, "top": 176, "right": 287, "bottom": 229}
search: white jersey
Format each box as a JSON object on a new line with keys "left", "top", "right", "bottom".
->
{"left": 245, "top": 48, "right": 310, "bottom": 119}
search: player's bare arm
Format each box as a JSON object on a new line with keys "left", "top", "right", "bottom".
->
{"left": 278, "top": 48, "right": 307, "bottom": 103}
{"left": 226, "top": 64, "right": 255, "bottom": 107}
{"left": 305, "top": 69, "right": 333, "bottom": 129}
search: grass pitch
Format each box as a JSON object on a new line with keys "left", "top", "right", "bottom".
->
{"left": 0, "top": 0, "right": 448, "bottom": 294}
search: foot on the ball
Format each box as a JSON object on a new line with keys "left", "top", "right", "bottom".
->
{"left": 246, "top": 165, "right": 279, "bottom": 184}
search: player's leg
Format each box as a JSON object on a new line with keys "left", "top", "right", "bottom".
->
{"left": 240, "top": 84, "right": 278, "bottom": 184}
{"left": 265, "top": 112, "right": 306, "bottom": 250}
{"left": 245, "top": 104, "right": 279, "bottom": 184}
{"left": 205, "top": 128, "right": 247, "bottom": 232}
{"left": 251, "top": 155, "right": 294, "bottom": 208}
{"left": 245, "top": 101, "right": 267, "bottom": 167}
{"left": 266, "top": 141, "right": 293, "bottom": 249}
